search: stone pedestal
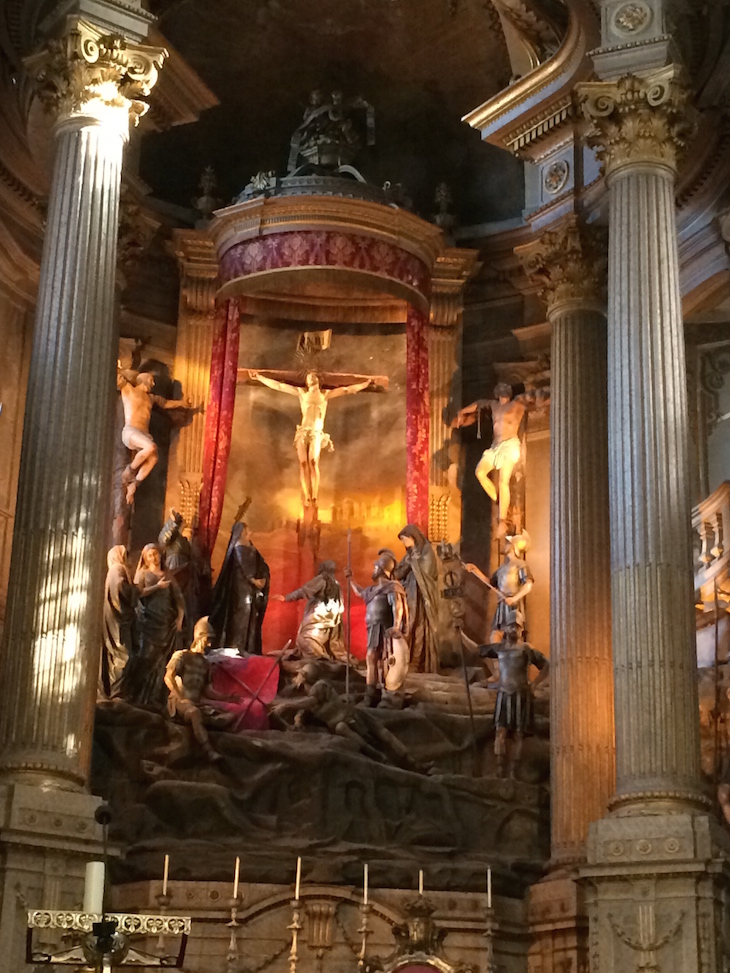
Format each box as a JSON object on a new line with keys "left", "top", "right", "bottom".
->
{"left": 575, "top": 65, "right": 730, "bottom": 972}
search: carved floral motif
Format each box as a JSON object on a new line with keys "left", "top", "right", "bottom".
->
{"left": 24, "top": 18, "right": 166, "bottom": 128}
{"left": 612, "top": 1, "right": 652, "bottom": 34}
{"left": 577, "top": 66, "right": 695, "bottom": 176}
{"left": 543, "top": 159, "right": 569, "bottom": 195}
{"left": 514, "top": 215, "right": 607, "bottom": 312}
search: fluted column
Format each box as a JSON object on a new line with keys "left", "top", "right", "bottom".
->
{"left": 167, "top": 230, "right": 218, "bottom": 526}
{"left": 517, "top": 216, "right": 614, "bottom": 866}
{"left": 579, "top": 66, "right": 704, "bottom": 812}
{"left": 427, "top": 249, "right": 479, "bottom": 543}
{"left": 0, "top": 19, "right": 166, "bottom": 789}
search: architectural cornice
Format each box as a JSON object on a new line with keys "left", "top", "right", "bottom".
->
{"left": 463, "top": 0, "right": 598, "bottom": 158}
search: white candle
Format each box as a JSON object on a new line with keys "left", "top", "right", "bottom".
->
{"left": 363, "top": 863, "right": 369, "bottom": 905}
{"left": 83, "top": 861, "right": 105, "bottom": 915}
{"left": 418, "top": 870, "right": 424, "bottom": 896}
{"left": 295, "top": 856, "right": 302, "bottom": 900}
{"left": 162, "top": 854, "right": 170, "bottom": 896}
{"left": 233, "top": 856, "right": 240, "bottom": 899}
{"left": 487, "top": 867, "right": 492, "bottom": 909}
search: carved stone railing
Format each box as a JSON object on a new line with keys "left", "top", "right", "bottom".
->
{"left": 693, "top": 480, "right": 730, "bottom": 610}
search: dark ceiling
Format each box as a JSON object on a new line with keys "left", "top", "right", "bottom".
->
{"left": 139, "top": 0, "right": 525, "bottom": 226}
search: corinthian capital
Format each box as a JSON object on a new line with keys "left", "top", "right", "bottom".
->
{"left": 25, "top": 17, "right": 167, "bottom": 131}
{"left": 577, "top": 65, "right": 695, "bottom": 178}
{"left": 515, "top": 215, "right": 607, "bottom": 314}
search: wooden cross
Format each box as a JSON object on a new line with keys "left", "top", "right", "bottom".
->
{"left": 237, "top": 368, "right": 389, "bottom": 391}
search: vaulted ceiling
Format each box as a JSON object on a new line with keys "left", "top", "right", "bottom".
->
{"left": 139, "top": 0, "right": 526, "bottom": 225}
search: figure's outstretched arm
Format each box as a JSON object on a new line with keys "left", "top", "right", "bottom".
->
{"left": 249, "top": 371, "right": 300, "bottom": 396}
{"left": 344, "top": 569, "right": 364, "bottom": 598}
{"left": 326, "top": 379, "right": 373, "bottom": 399}
{"left": 506, "top": 578, "right": 533, "bottom": 606}
{"left": 152, "top": 395, "right": 192, "bottom": 411}
{"left": 452, "top": 398, "right": 492, "bottom": 429}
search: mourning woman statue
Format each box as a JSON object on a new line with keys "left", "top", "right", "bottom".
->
{"left": 123, "top": 543, "right": 185, "bottom": 707}
{"left": 210, "top": 522, "right": 270, "bottom": 654}
{"left": 100, "top": 545, "right": 137, "bottom": 698}
{"left": 394, "top": 524, "right": 440, "bottom": 673}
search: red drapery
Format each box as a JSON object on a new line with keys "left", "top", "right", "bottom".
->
{"left": 197, "top": 299, "right": 241, "bottom": 556}
{"left": 406, "top": 305, "right": 430, "bottom": 533}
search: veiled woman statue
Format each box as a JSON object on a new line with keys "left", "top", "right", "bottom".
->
{"left": 210, "top": 522, "right": 270, "bottom": 655}
{"left": 394, "top": 524, "right": 440, "bottom": 674}
{"left": 100, "top": 545, "right": 137, "bottom": 698}
{"left": 123, "top": 543, "right": 185, "bottom": 707}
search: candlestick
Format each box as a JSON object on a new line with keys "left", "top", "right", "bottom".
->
{"left": 288, "top": 898, "right": 303, "bottom": 973}
{"left": 162, "top": 854, "right": 170, "bottom": 897}
{"left": 233, "top": 857, "right": 240, "bottom": 899}
{"left": 363, "top": 863, "right": 368, "bottom": 905}
{"left": 294, "top": 856, "right": 302, "bottom": 901}
{"left": 487, "top": 867, "right": 492, "bottom": 909}
{"left": 357, "top": 901, "right": 372, "bottom": 971}
{"left": 83, "top": 861, "right": 105, "bottom": 915}
{"left": 418, "top": 870, "right": 424, "bottom": 896}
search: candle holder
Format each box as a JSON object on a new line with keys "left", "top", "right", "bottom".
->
{"left": 288, "top": 898, "right": 303, "bottom": 973}
{"left": 484, "top": 906, "right": 496, "bottom": 973}
{"left": 25, "top": 909, "right": 191, "bottom": 969}
{"left": 357, "top": 901, "right": 371, "bottom": 972}
{"left": 154, "top": 889, "right": 172, "bottom": 957}
{"left": 226, "top": 892, "right": 244, "bottom": 973}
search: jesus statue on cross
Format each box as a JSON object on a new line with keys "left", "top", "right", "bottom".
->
{"left": 248, "top": 369, "right": 375, "bottom": 506}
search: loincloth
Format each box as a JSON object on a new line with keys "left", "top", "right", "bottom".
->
{"left": 122, "top": 425, "right": 154, "bottom": 451}
{"left": 482, "top": 436, "right": 521, "bottom": 470}
{"left": 294, "top": 425, "right": 334, "bottom": 451}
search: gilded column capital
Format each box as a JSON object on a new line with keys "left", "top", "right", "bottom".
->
{"left": 577, "top": 65, "right": 695, "bottom": 178}
{"left": 429, "top": 248, "right": 480, "bottom": 329}
{"left": 25, "top": 17, "right": 167, "bottom": 134}
{"left": 515, "top": 215, "right": 607, "bottom": 315}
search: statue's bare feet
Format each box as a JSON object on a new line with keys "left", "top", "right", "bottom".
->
{"left": 125, "top": 480, "right": 137, "bottom": 505}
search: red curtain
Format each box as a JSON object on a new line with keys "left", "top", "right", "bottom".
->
{"left": 406, "top": 305, "right": 430, "bottom": 533}
{"left": 197, "top": 299, "right": 241, "bottom": 555}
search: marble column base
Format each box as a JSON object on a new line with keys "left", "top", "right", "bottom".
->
{"left": 0, "top": 783, "right": 105, "bottom": 969}
{"left": 580, "top": 813, "right": 730, "bottom": 973}
{"left": 528, "top": 874, "right": 588, "bottom": 973}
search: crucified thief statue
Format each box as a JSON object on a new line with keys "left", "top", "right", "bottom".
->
{"left": 453, "top": 382, "right": 547, "bottom": 533}
{"left": 118, "top": 370, "right": 191, "bottom": 505}
{"left": 249, "top": 369, "right": 374, "bottom": 506}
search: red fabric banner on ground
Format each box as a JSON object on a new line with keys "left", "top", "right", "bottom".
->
{"left": 209, "top": 654, "right": 280, "bottom": 731}
{"left": 406, "top": 305, "right": 430, "bottom": 533}
{"left": 197, "top": 299, "right": 241, "bottom": 555}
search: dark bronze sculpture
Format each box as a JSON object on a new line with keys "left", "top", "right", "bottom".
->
{"left": 271, "top": 560, "right": 344, "bottom": 659}
{"left": 210, "top": 522, "right": 270, "bottom": 654}
{"left": 395, "top": 524, "right": 440, "bottom": 673}
{"left": 271, "top": 662, "right": 426, "bottom": 773}
{"left": 480, "top": 614, "right": 548, "bottom": 778}
{"left": 164, "top": 616, "right": 240, "bottom": 762}
{"left": 100, "top": 545, "right": 137, "bottom": 698}
{"left": 347, "top": 549, "right": 409, "bottom": 708}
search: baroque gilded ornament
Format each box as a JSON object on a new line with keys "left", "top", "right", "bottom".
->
{"left": 577, "top": 65, "right": 695, "bottom": 177}
{"left": 25, "top": 18, "right": 167, "bottom": 129}
{"left": 514, "top": 215, "right": 607, "bottom": 312}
